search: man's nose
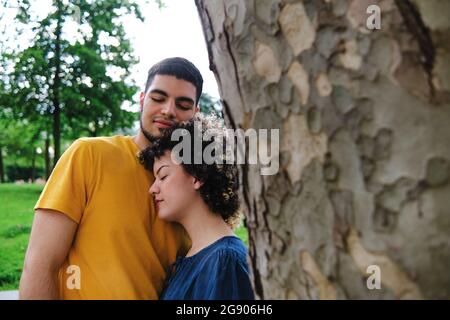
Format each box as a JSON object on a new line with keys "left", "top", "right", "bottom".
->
{"left": 161, "top": 99, "right": 176, "bottom": 118}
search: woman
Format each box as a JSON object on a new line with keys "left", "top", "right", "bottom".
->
{"left": 139, "top": 114, "right": 254, "bottom": 300}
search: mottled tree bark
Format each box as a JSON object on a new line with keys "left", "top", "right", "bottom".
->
{"left": 195, "top": 0, "right": 450, "bottom": 299}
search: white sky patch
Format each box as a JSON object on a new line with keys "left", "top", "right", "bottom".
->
{"left": 123, "top": 0, "right": 220, "bottom": 110}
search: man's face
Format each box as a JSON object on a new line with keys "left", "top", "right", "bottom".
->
{"left": 139, "top": 74, "right": 198, "bottom": 141}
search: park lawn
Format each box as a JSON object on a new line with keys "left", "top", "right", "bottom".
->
{"left": 0, "top": 183, "right": 248, "bottom": 290}
{"left": 235, "top": 221, "right": 248, "bottom": 247}
{"left": 0, "top": 183, "right": 43, "bottom": 290}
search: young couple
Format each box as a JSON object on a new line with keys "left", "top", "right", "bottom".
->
{"left": 19, "top": 57, "right": 254, "bottom": 300}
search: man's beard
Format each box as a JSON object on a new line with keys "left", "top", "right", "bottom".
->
{"left": 140, "top": 116, "right": 175, "bottom": 145}
{"left": 140, "top": 117, "right": 159, "bottom": 145}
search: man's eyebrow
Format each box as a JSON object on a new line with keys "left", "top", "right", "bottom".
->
{"left": 156, "top": 165, "right": 169, "bottom": 176}
{"left": 176, "top": 97, "right": 195, "bottom": 105}
{"left": 149, "top": 89, "right": 168, "bottom": 97}
{"left": 149, "top": 90, "right": 194, "bottom": 105}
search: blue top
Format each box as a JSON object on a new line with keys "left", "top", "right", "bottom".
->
{"left": 160, "top": 236, "right": 255, "bottom": 300}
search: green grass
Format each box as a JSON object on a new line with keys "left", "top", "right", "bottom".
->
{"left": 0, "top": 183, "right": 248, "bottom": 290}
{"left": 0, "top": 183, "right": 43, "bottom": 290}
{"left": 235, "top": 222, "right": 248, "bottom": 247}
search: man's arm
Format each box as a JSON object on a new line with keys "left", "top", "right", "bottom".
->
{"left": 19, "top": 209, "right": 78, "bottom": 300}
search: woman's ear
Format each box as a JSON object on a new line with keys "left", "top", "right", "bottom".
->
{"left": 193, "top": 177, "right": 203, "bottom": 190}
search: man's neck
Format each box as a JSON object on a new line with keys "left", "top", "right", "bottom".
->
{"left": 133, "top": 130, "right": 151, "bottom": 150}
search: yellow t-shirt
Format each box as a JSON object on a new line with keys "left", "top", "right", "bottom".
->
{"left": 34, "top": 135, "right": 190, "bottom": 299}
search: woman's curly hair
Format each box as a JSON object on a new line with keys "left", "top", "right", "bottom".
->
{"left": 139, "top": 114, "right": 241, "bottom": 229}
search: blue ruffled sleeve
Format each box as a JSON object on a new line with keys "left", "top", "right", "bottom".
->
{"left": 190, "top": 249, "right": 255, "bottom": 300}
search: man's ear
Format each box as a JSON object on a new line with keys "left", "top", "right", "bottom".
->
{"left": 193, "top": 177, "right": 203, "bottom": 190}
{"left": 139, "top": 91, "right": 145, "bottom": 112}
{"left": 194, "top": 104, "right": 199, "bottom": 113}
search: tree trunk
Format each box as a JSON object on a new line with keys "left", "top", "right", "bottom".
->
{"left": 52, "top": 0, "right": 62, "bottom": 168}
{"left": 0, "top": 145, "right": 4, "bottom": 183}
{"left": 196, "top": 0, "right": 450, "bottom": 299}
{"left": 31, "top": 148, "right": 36, "bottom": 183}
{"left": 45, "top": 136, "right": 51, "bottom": 180}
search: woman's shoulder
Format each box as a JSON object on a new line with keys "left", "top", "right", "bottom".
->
{"left": 199, "top": 236, "right": 249, "bottom": 268}
{"left": 213, "top": 235, "right": 247, "bottom": 252}
{"left": 194, "top": 236, "right": 255, "bottom": 299}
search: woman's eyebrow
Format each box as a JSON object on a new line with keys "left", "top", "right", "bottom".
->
{"left": 156, "top": 165, "right": 169, "bottom": 176}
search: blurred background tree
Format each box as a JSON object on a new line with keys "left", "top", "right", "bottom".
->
{"left": 198, "top": 92, "right": 222, "bottom": 116}
{"left": 0, "top": 0, "right": 142, "bottom": 181}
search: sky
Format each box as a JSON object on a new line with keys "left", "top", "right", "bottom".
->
{"left": 122, "top": 0, "right": 220, "bottom": 100}
{"left": 0, "top": 0, "right": 220, "bottom": 112}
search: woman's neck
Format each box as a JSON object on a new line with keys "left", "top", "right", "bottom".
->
{"left": 180, "top": 200, "right": 235, "bottom": 257}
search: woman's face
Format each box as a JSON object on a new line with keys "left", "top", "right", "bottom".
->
{"left": 149, "top": 151, "right": 201, "bottom": 222}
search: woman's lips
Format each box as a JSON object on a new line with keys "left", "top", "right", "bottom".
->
{"left": 155, "top": 199, "right": 163, "bottom": 208}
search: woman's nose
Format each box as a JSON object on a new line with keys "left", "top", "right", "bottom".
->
{"left": 149, "top": 181, "right": 159, "bottom": 195}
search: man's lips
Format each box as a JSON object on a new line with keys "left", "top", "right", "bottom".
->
{"left": 155, "top": 199, "right": 164, "bottom": 208}
{"left": 153, "top": 119, "right": 174, "bottom": 129}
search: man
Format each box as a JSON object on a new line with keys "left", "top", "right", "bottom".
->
{"left": 19, "top": 57, "right": 202, "bottom": 299}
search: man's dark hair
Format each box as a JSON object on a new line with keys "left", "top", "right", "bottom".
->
{"left": 144, "top": 57, "right": 203, "bottom": 104}
{"left": 139, "top": 114, "right": 240, "bottom": 228}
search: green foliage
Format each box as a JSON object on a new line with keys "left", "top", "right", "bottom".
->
{"left": 0, "top": 0, "right": 147, "bottom": 180}
{"left": 198, "top": 92, "right": 222, "bottom": 116}
{"left": 0, "top": 111, "right": 47, "bottom": 182}
{"left": 6, "top": 0, "right": 142, "bottom": 137}
{"left": 235, "top": 221, "right": 248, "bottom": 247}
